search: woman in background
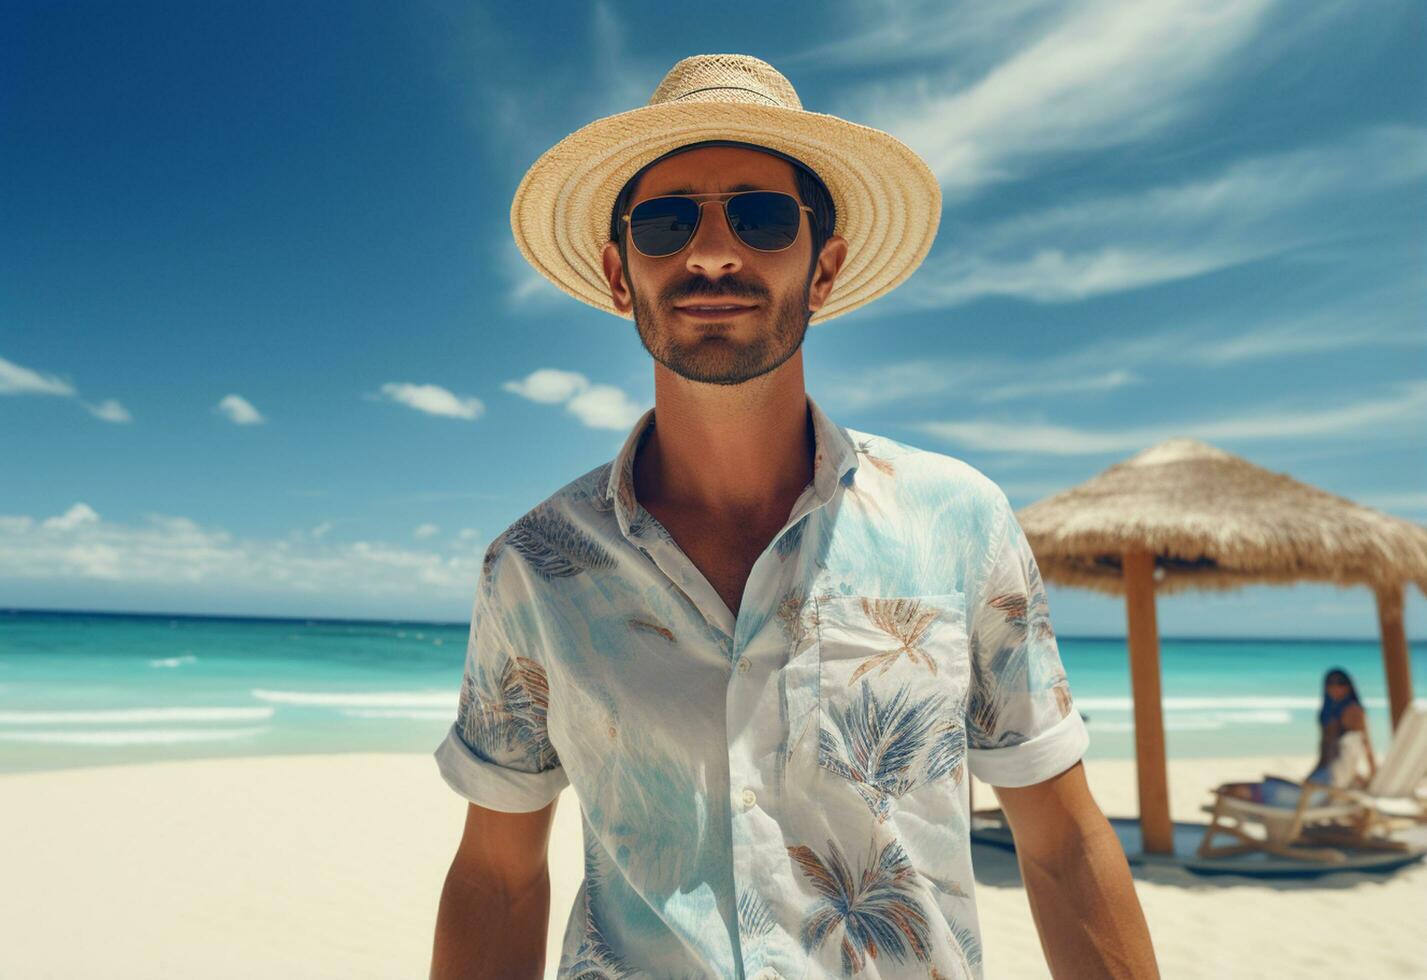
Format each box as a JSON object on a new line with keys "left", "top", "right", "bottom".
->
{"left": 1219, "top": 667, "right": 1378, "bottom": 808}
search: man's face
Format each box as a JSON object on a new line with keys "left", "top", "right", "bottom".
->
{"left": 601, "top": 146, "right": 837, "bottom": 387}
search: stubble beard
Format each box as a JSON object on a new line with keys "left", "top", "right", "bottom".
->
{"left": 630, "top": 277, "right": 812, "bottom": 387}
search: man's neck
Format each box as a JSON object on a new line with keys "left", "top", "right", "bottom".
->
{"left": 633, "top": 367, "right": 815, "bottom": 523}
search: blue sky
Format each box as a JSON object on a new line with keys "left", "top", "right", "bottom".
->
{"left": 3, "top": 0, "right": 1424, "bottom": 637}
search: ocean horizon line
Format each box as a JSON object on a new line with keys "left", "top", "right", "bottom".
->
{"left": 3, "top": 605, "right": 1423, "bottom": 645}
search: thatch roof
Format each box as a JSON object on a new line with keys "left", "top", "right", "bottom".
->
{"left": 1016, "top": 437, "right": 1427, "bottom": 597}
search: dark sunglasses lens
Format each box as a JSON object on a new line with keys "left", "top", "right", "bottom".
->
{"left": 727, "top": 192, "right": 802, "bottom": 250}
{"left": 629, "top": 197, "right": 700, "bottom": 257}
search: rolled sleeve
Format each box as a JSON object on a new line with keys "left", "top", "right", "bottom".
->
{"left": 965, "top": 488, "right": 1089, "bottom": 788}
{"left": 434, "top": 720, "right": 568, "bottom": 812}
{"left": 432, "top": 538, "right": 569, "bottom": 813}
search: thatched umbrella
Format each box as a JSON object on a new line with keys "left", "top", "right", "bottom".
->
{"left": 1017, "top": 437, "right": 1427, "bottom": 855}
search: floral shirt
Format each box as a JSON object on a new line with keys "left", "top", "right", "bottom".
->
{"left": 434, "top": 394, "right": 1089, "bottom": 979}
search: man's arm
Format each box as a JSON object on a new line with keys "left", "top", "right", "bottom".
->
{"left": 430, "top": 797, "right": 559, "bottom": 980}
{"left": 993, "top": 760, "right": 1160, "bottom": 979}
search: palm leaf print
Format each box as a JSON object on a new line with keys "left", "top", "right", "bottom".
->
{"left": 820, "top": 679, "right": 945, "bottom": 821}
{"left": 854, "top": 438, "right": 896, "bottom": 477}
{"left": 566, "top": 836, "right": 629, "bottom": 979}
{"left": 925, "top": 715, "right": 968, "bottom": 786}
{"left": 737, "top": 887, "right": 776, "bottom": 945}
{"left": 458, "top": 653, "right": 559, "bottom": 772}
{"left": 775, "top": 590, "right": 817, "bottom": 651}
{"left": 584, "top": 468, "right": 616, "bottom": 515}
{"left": 479, "top": 531, "right": 509, "bottom": 597}
{"left": 921, "top": 870, "right": 970, "bottom": 899}
{"left": 847, "top": 597, "right": 942, "bottom": 683}
{"left": 988, "top": 591, "right": 1028, "bottom": 629}
{"left": 1048, "top": 671, "right": 1074, "bottom": 719}
{"left": 966, "top": 634, "right": 1003, "bottom": 746}
{"left": 949, "top": 921, "right": 983, "bottom": 971}
{"left": 506, "top": 506, "right": 617, "bottom": 581}
{"left": 788, "top": 836, "right": 932, "bottom": 975}
{"left": 626, "top": 617, "right": 675, "bottom": 642}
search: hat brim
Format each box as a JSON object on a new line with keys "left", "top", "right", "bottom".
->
{"left": 510, "top": 102, "right": 942, "bottom": 325}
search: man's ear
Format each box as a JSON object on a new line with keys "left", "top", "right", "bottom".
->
{"left": 602, "top": 241, "right": 633, "bottom": 314}
{"left": 807, "top": 234, "right": 849, "bottom": 314}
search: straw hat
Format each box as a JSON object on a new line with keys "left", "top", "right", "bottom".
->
{"left": 509, "top": 53, "right": 942, "bottom": 325}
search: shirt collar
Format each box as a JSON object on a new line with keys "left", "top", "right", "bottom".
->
{"left": 603, "top": 393, "right": 859, "bottom": 540}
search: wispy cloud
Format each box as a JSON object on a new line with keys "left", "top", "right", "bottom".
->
{"left": 980, "top": 369, "right": 1140, "bottom": 404}
{"left": 913, "top": 380, "right": 1427, "bottom": 455}
{"left": 846, "top": 0, "right": 1278, "bottom": 194}
{"left": 893, "top": 124, "right": 1427, "bottom": 309}
{"left": 2, "top": 355, "right": 131, "bottom": 422}
{"left": 777, "top": 0, "right": 1059, "bottom": 74}
{"left": 503, "top": 367, "right": 646, "bottom": 430}
{"left": 216, "top": 394, "right": 265, "bottom": 425}
{"left": 0, "top": 504, "right": 483, "bottom": 597}
{"left": 824, "top": 282, "right": 1425, "bottom": 412}
{"left": 373, "top": 383, "right": 485, "bottom": 421}
{"left": 0, "top": 355, "right": 76, "bottom": 396}
{"left": 84, "top": 399, "right": 132, "bottom": 423}
{"left": 413, "top": 523, "right": 440, "bottom": 540}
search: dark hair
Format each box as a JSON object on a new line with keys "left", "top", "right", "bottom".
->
{"left": 1319, "top": 666, "right": 1363, "bottom": 728}
{"left": 609, "top": 139, "right": 836, "bottom": 281}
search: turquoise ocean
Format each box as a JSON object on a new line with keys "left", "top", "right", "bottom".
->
{"left": 2, "top": 608, "right": 1423, "bottom": 776}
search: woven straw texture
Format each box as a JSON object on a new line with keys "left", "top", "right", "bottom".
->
{"left": 1016, "top": 438, "right": 1427, "bottom": 597}
{"left": 509, "top": 54, "right": 941, "bottom": 325}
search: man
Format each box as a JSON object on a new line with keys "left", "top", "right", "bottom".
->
{"left": 431, "top": 54, "right": 1158, "bottom": 979}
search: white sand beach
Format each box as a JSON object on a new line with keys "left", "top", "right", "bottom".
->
{"left": 1, "top": 752, "right": 1423, "bottom": 979}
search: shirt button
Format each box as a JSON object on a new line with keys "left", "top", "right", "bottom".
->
{"left": 736, "top": 656, "right": 751, "bottom": 674}
{"left": 741, "top": 788, "right": 757, "bottom": 809}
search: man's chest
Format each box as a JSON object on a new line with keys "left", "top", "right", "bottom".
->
{"left": 644, "top": 506, "right": 794, "bottom": 619}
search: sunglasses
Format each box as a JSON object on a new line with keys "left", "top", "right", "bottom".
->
{"left": 622, "top": 190, "right": 814, "bottom": 258}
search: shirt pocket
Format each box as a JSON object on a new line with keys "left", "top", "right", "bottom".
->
{"left": 814, "top": 592, "right": 970, "bottom": 823}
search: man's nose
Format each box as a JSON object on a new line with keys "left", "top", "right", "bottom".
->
{"left": 684, "top": 201, "right": 743, "bottom": 278}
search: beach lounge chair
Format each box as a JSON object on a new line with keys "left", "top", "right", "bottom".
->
{"left": 1196, "top": 705, "right": 1427, "bottom": 864}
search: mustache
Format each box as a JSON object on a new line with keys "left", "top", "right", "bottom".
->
{"left": 663, "top": 277, "right": 767, "bottom": 305}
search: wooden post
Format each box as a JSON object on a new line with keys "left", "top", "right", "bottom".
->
{"left": 1123, "top": 549, "right": 1174, "bottom": 855}
{"left": 1375, "top": 583, "right": 1413, "bottom": 732}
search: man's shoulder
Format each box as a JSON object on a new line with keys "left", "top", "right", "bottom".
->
{"left": 844, "top": 425, "right": 1008, "bottom": 509}
{"left": 477, "top": 461, "right": 620, "bottom": 597}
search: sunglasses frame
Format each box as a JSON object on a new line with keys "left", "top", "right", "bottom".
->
{"left": 621, "top": 190, "right": 815, "bottom": 258}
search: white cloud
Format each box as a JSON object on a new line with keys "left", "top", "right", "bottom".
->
{"left": 503, "top": 368, "right": 591, "bottom": 404}
{"left": 778, "top": 0, "right": 1059, "bottom": 73}
{"left": 824, "top": 284, "right": 1424, "bottom": 412}
{"left": 41, "top": 503, "right": 101, "bottom": 531}
{"left": 376, "top": 383, "right": 484, "bottom": 421}
{"left": 895, "top": 124, "right": 1427, "bottom": 309}
{"left": 502, "top": 367, "right": 647, "bottom": 431}
{"left": 0, "top": 508, "right": 484, "bottom": 597}
{"left": 913, "top": 380, "right": 1427, "bottom": 455}
{"left": 85, "top": 399, "right": 132, "bottom": 423}
{"left": 565, "top": 384, "right": 647, "bottom": 430}
{"left": 310, "top": 522, "right": 333, "bottom": 539}
{"left": 216, "top": 393, "right": 265, "bottom": 425}
{"left": 852, "top": 0, "right": 1277, "bottom": 194}
{"left": 506, "top": 251, "right": 569, "bottom": 311}
{"left": 413, "top": 523, "right": 440, "bottom": 539}
{"left": 456, "top": 528, "right": 482, "bottom": 541}
{"left": 980, "top": 369, "right": 1140, "bottom": 404}
{"left": 0, "top": 356, "right": 76, "bottom": 396}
